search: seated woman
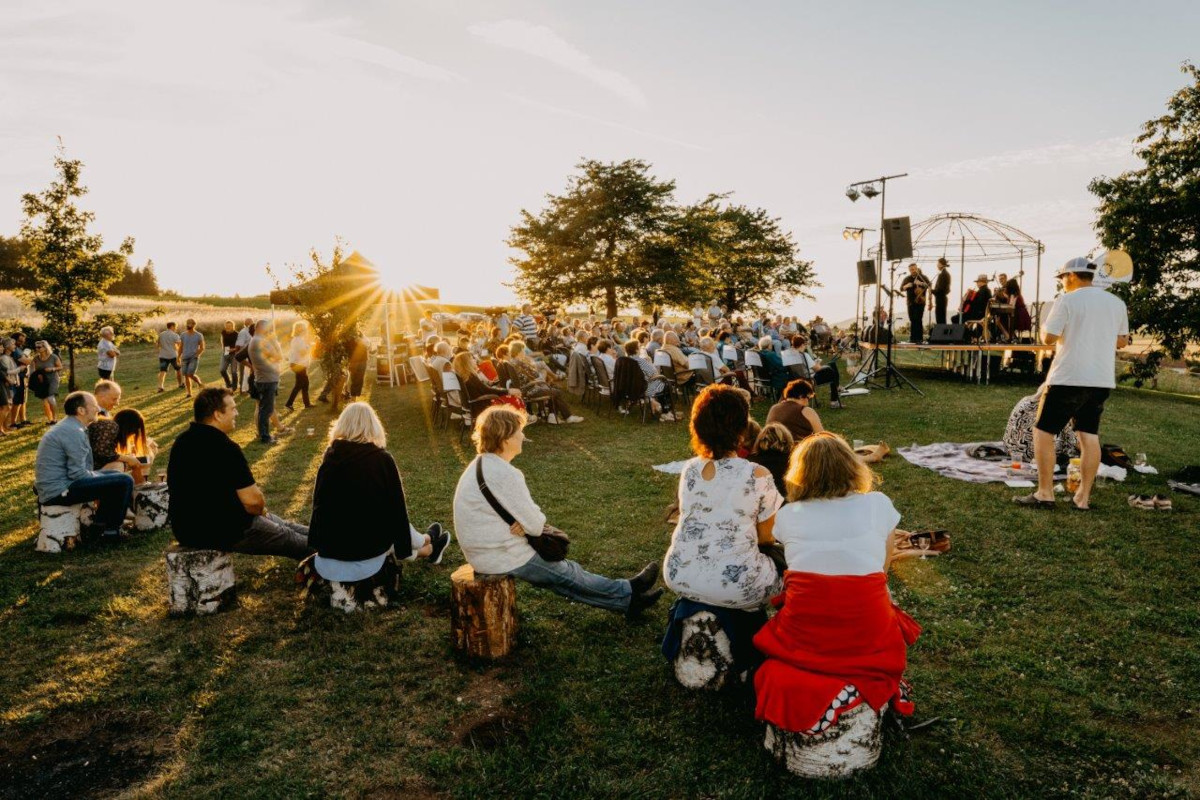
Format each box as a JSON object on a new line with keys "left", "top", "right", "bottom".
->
{"left": 755, "top": 336, "right": 789, "bottom": 395}
{"left": 765, "top": 379, "right": 824, "bottom": 444}
{"left": 1003, "top": 384, "right": 1078, "bottom": 463}
{"left": 789, "top": 334, "right": 842, "bottom": 408}
{"left": 696, "top": 337, "right": 750, "bottom": 391}
{"left": 507, "top": 341, "right": 582, "bottom": 424}
{"left": 748, "top": 423, "right": 794, "bottom": 497}
{"left": 453, "top": 405, "right": 661, "bottom": 618}
{"left": 112, "top": 409, "right": 158, "bottom": 484}
{"left": 754, "top": 432, "right": 922, "bottom": 737}
{"left": 664, "top": 384, "right": 784, "bottom": 611}
{"left": 622, "top": 340, "right": 674, "bottom": 422}
{"left": 452, "top": 351, "right": 524, "bottom": 417}
{"left": 308, "top": 402, "right": 451, "bottom": 586}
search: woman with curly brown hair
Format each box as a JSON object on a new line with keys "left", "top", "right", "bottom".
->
{"left": 662, "top": 384, "right": 783, "bottom": 610}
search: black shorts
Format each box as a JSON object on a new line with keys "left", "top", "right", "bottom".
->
{"left": 1035, "top": 385, "right": 1110, "bottom": 436}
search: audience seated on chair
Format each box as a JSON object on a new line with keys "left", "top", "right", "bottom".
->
{"left": 623, "top": 340, "right": 674, "bottom": 421}
{"left": 451, "top": 351, "right": 524, "bottom": 417}
{"left": 755, "top": 336, "right": 789, "bottom": 395}
{"left": 507, "top": 341, "right": 582, "bottom": 424}
{"left": 167, "top": 388, "right": 312, "bottom": 559}
{"left": 34, "top": 390, "right": 134, "bottom": 542}
{"left": 452, "top": 405, "right": 662, "bottom": 618}
{"left": 765, "top": 379, "right": 824, "bottom": 444}
{"left": 748, "top": 423, "right": 794, "bottom": 497}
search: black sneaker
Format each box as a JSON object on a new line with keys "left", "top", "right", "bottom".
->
{"left": 626, "top": 586, "right": 664, "bottom": 619}
{"left": 628, "top": 561, "right": 660, "bottom": 595}
{"left": 427, "top": 523, "right": 451, "bottom": 564}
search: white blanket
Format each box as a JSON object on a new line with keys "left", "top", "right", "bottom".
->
{"left": 898, "top": 441, "right": 1128, "bottom": 485}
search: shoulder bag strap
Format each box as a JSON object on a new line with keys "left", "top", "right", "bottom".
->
{"left": 475, "top": 457, "right": 517, "bottom": 526}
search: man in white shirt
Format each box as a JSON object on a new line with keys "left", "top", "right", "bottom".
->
{"left": 1015, "top": 257, "right": 1128, "bottom": 511}
{"left": 234, "top": 317, "right": 254, "bottom": 394}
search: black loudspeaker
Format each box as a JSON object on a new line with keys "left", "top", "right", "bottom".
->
{"left": 856, "top": 259, "right": 877, "bottom": 286}
{"left": 883, "top": 216, "right": 913, "bottom": 261}
{"left": 928, "top": 323, "right": 968, "bottom": 344}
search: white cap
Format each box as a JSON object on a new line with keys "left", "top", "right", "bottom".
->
{"left": 1056, "top": 257, "right": 1096, "bottom": 278}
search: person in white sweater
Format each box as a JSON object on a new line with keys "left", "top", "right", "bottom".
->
{"left": 453, "top": 405, "right": 662, "bottom": 618}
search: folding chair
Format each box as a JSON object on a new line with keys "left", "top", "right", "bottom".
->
{"left": 427, "top": 367, "right": 450, "bottom": 428}
{"left": 439, "top": 372, "right": 472, "bottom": 442}
{"left": 589, "top": 355, "right": 614, "bottom": 414}
{"left": 782, "top": 349, "right": 821, "bottom": 409}
{"left": 742, "top": 349, "right": 778, "bottom": 403}
{"left": 688, "top": 352, "right": 717, "bottom": 389}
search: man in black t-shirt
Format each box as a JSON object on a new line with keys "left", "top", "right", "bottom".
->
{"left": 167, "top": 388, "right": 311, "bottom": 559}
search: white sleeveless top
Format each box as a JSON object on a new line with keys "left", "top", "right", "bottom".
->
{"left": 772, "top": 492, "right": 900, "bottom": 576}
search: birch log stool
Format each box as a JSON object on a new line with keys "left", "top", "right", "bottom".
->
{"left": 165, "top": 545, "right": 237, "bottom": 616}
{"left": 133, "top": 482, "right": 170, "bottom": 531}
{"left": 763, "top": 700, "right": 885, "bottom": 779}
{"left": 36, "top": 503, "right": 95, "bottom": 553}
{"left": 450, "top": 564, "right": 517, "bottom": 659}
{"left": 674, "top": 611, "right": 735, "bottom": 690}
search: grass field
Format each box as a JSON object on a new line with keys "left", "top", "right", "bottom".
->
{"left": 0, "top": 346, "right": 1197, "bottom": 799}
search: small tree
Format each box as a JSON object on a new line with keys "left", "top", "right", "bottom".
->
{"left": 1089, "top": 62, "right": 1200, "bottom": 358}
{"left": 19, "top": 143, "right": 138, "bottom": 390}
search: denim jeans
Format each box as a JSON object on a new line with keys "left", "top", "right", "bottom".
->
{"left": 59, "top": 471, "right": 134, "bottom": 530}
{"left": 256, "top": 381, "right": 279, "bottom": 441}
{"left": 502, "top": 553, "right": 631, "bottom": 613}
{"left": 219, "top": 352, "right": 236, "bottom": 388}
{"left": 229, "top": 512, "right": 311, "bottom": 560}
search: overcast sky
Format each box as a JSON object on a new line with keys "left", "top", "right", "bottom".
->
{"left": 2, "top": 0, "right": 1196, "bottom": 322}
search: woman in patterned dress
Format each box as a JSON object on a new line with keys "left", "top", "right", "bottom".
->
{"left": 663, "top": 384, "right": 783, "bottom": 610}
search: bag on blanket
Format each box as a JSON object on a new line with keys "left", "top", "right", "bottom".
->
{"left": 1101, "top": 444, "right": 1132, "bottom": 469}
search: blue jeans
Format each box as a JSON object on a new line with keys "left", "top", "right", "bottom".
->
{"left": 219, "top": 352, "right": 236, "bottom": 388}
{"left": 59, "top": 472, "right": 134, "bottom": 530}
{"left": 256, "top": 380, "right": 279, "bottom": 441}
{"left": 503, "top": 553, "right": 631, "bottom": 613}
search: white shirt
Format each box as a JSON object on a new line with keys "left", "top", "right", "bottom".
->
{"left": 288, "top": 336, "right": 311, "bottom": 368}
{"left": 235, "top": 327, "right": 252, "bottom": 348}
{"left": 1042, "top": 286, "right": 1128, "bottom": 389}
{"left": 97, "top": 338, "right": 117, "bottom": 369}
{"left": 773, "top": 492, "right": 901, "bottom": 576}
{"left": 453, "top": 454, "right": 545, "bottom": 575}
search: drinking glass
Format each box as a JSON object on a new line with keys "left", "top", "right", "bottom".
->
{"left": 853, "top": 439, "right": 864, "bottom": 450}
{"left": 918, "top": 536, "right": 931, "bottom": 560}
{"left": 1135, "top": 452, "right": 1148, "bottom": 468}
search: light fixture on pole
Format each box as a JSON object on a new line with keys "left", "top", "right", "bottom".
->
{"left": 860, "top": 183, "right": 880, "bottom": 199}
{"left": 845, "top": 186, "right": 860, "bottom": 202}
{"left": 843, "top": 226, "right": 873, "bottom": 348}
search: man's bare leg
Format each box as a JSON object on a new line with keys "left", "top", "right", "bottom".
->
{"left": 1032, "top": 428, "right": 1057, "bottom": 502}
{"left": 1074, "top": 432, "right": 1101, "bottom": 509}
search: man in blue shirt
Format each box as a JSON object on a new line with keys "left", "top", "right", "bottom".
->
{"left": 34, "top": 391, "right": 134, "bottom": 540}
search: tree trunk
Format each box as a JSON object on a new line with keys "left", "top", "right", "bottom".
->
{"left": 450, "top": 564, "right": 517, "bottom": 659}
{"left": 606, "top": 285, "right": 618, "bottom": 320}
{"left": 165, "top": 545, "right": 237, "bottom": 616}
{"left": 763, "top": 702, "right": 884, "bottom": 779}
{"left": 37, "top": 503, "right": 85, "bottom": 553}
{"left": 67, "top": 343, "right": 76, "bottom": 392}
{"left": 133, "top": 482, "right": 170, "bottom": 531}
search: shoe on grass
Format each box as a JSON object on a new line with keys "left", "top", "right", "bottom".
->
{"left": 1012, "top": 493, "right": 1054, "bottom": 508}
{"left": 628, "top": 561, "right": 660, "bottom": 595}
{"left": 427, "top": 523, "right": 452, "bottom": 564}
{"left": 547, "top": 413, "right": 559, "bottom": 425}
{"left": 1152, "top": 494, "right": 1172, "bottom": 511}
{"left": 565, "top": 415, "right": 584, "bottom": 423}
{"left": 626, "top": 586, "right": 664, "bottom": 619}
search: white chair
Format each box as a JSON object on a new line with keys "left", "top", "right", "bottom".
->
{"left": 408, "top": 356, "right": 430, "bottom": 382}
{"left": 653, "top": 350, "right": 673, "bottom": 367}
{"left": 781, "top": 349, "right": 804, "bottom": 366}
{"left": 687, "top": 353, "right": 710, "bottom": 371}
{"left": 440, "top": 372, "right": 472, "bottom": 441}
{"left": 722, "top": 345, "right": 738, "bottom": 363}
{"left": 743, "top": 350, "right": 763, "bottom": 368}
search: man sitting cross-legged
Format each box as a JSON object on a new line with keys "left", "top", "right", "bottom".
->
{"left": 34, "top": 390, "right": 135, "bottom": 542}
{"left": 167, "top": 387, "right": 312, "bottom": 559}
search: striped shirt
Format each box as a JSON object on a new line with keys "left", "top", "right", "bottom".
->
{"left": 513, "top": 314, "right": 538, "bottom": 340}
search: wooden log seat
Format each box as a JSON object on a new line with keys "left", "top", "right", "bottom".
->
{"left": 450, "top": 564, "right": 517, "bottom": 660}
{"left": 36, "top": 502, "right": 95, "bottom": 553}
{"left": 763, "top": 699, "right": 885, "bottom": 779}
{"left": 673, "top": 610, "right": 737, "bottom": 690}
{"left": 165, "top": 545, "right": 237, "bottom": 616}
{"left": 132, "top": 482, "right": 170, "bottom": 531}
{"left": 295, "top": 553, "right": 404, "bottom": 613}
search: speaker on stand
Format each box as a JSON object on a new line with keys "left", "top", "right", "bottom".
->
{"left": 883, "top": 216, "right": 913, "bottom": 262}
{"left": 854, "top": 260, "right": 877, "bottom": 349}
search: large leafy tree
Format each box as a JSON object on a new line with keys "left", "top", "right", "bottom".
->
{"left": 0, "top": 236, "right": 37, "bottom": 290}
{"left": 508, "top": 159, "right": 679, "bottom": 319}
{"left": 19, "top": 144, "right": 138, "bottom": 390}
{"left": 1089, "top": 62, "right": 1200, "bottom": 357}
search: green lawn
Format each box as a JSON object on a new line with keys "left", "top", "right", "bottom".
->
{"left": 1, "top": 346, "right": 1197, "bottom": 799}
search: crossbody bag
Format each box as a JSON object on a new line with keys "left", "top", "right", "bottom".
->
{"left": 474, "top": 457, "right": 570, "bottom": 562}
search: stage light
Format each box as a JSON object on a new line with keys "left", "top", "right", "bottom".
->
{"left": 861, "top": 183, "right": 880, "bottom": 199}
{"left": 845, "top": 187, "right": 860, "bottom": 202}
{"left": 843, "top": 229, "right": 852, "bottom": 240}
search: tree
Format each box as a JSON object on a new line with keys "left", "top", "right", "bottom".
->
{"left": 109, "top": 259, "right": 162, "bottom": 296}
{"left": 1089, "top": 62, "right": 1200, "bottom": 358}
{"left": 508, "top": 159, "right": 678, "bottom": 319}
{"left": 0, "top": 236, "right": 37, "bottom": 290}
{"left": 19, "top": 144, "right": 137, "bottom": 390}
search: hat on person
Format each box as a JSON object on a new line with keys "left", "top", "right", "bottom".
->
{"left": 937, "top": 257, "right": 949, "bottom": 266}
{"left": 975, "top": 273, "right": 989, "bottom": 283}
{"left": 1056, "top": 256, "right": 1097, "bottom": 278}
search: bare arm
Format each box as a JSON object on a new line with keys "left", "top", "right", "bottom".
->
{"left": 803, "top": 406, "right": 824, "bottom": 434}
{"left": 236, "top": 484, "right": 267, "bottom": 516}
{"left": 756, "top": 514, "right": 776, "bottom": 545}
{"left": 1116, "top": 335, "right": 1129, "bottom": 349}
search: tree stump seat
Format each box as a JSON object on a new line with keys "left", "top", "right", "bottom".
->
{"left": 450, "top": 564, "right": 517, "bottom": 660}
{"left": 673, "top": 610, "right": 738, "bottom": 690}
{"left": 165, "top": 545, "right": 237, "bottom": 616}
{"left": 133, "top": 482, "right": 170, "bottom": 531}
{"left": 36, "top": 502, "right": 96, "bottom": 553}
{"left": 296, "top": 553, "right": 404, "bottom": 613}
{"left": 763, "top": 700, "right": 885, "bottom": 779}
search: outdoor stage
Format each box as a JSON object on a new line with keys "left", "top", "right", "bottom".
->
{"left": 857, "top": 341, "right": 1054, "bottom": 385}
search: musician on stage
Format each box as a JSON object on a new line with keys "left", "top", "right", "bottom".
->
{"left": 993, "top": 272, "right": 1032, "bottom": 343}
{"left": 952, "top": 274, "right": 992, "bottom": 328}
{"left": 899, "top": 263, "right": 931, "bottom": 343}
{"left": 932, "top": 257, "right": 952, "bottom": 325}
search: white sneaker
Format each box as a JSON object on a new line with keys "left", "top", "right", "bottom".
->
{"left": 660, "top": 412, "right": 676, "bottom": 422}
{"left": 565, "top": 415, "right": 584, "bottom": 423}
{"left": 547, "top": 413, "right": 559, "bottom": 425}
{"left": 525, "top": 415, "right": 538, "bottom": 425}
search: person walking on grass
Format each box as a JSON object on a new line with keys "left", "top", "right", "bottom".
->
{"left": 285, "top": 320, "right": 313, "bottom": 412}
{"left": 248, "top": 318, "right": 291, "bottom": 445}
{"left": 156, "top": 321, "right": 183, "bottom": 393}
{"left": 9, "top": 332, "right": 32, "bottom": 429}
{"left": 180, "top": 318, "right": 205, "bottom": 397}
{"left": 218, "top": 320, "right": 239, "bottom": 389}
{"left": 234, "top": 317, "right": 254, "bottom": 393}
{"left": 97, "top": 326, "right": 120, "bottom": 380}
{"left": 0, "top": 338, "right": 18, "bottom": 435}
{"left": 30, "top": 340, "right": 63, "bottom": 425}
{"left": 1013, "top": 257, "right": 1128, "bottom": 512}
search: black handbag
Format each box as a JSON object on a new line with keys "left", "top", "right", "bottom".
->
{"left": 475, "top": 458, "right": 570, "bottom": 562}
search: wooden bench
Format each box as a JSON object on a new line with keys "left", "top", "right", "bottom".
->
{"left": 673, "top": 610, "right": 737, "bottom": 690}
{"left": 450, "top": 564, "right": 517, "bottom": 659}
{"left": 165, "top": 545, "right": 237, "bottom": 616}
{"left": 36, "top": 502, "right": 95, "bottom": 553}
{"left": 763, "top": 700, "right": 885, "bottom": 779}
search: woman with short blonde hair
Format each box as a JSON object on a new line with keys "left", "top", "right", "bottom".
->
{"left": 784, "top": 432, "right": 877, "bottom": 502}
{"left": 285, "top": 318, "right": 313, "bottom": 411}
{"left": 308, "top": 402, "right": 451, "bottom": 584}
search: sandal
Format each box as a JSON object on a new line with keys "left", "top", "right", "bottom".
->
{"left": 1012, "top": 494, "right": 1055, "bottom": 508}
{"left": 1152, "top": 494, "right": 1173, "bottom": 511}
{"left": 1127, "top": 495, "right": 1155, "bottom": 511}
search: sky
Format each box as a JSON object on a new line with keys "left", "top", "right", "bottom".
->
{"left": 2, "top": 0, "right": 1197, "bottom": 324}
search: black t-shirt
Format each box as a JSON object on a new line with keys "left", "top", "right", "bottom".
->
{"left": 221, "top": 330, "right": 239, "bottom": 348}
{"left": 167, "top": 422, "right": 256, "bottom": 548}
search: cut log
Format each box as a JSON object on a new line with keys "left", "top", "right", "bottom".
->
{"left": 36, "top": 504, "right": 85, "bottom": 553}
{"left": 133, "top": 482, "right": 170, "bottom": 531}
{"left": 674, "top": 611, "right": 736, "bottom": 690}
{"left": 165, "top": 545, "right": 237, "bottom": 616}
{"left": 450, "top": 564, "right": 517, "bottom": 659}
{"left": 764, "top": 701, "right": 885, "bottom": 779}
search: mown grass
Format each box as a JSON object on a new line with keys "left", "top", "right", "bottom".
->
{"left": 0, "top": 346, "right": 1197, "bottom": 799}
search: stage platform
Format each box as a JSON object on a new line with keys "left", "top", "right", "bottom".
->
{"left": 857, "top": 341, "right": 1053, "bottom": 385}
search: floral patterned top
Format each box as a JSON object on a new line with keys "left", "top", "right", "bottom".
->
{"left": 663, "top": 456, "right": 784, "bottom": 610}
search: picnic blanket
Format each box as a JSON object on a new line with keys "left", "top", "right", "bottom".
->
{"left": 653, "top": 460, "right": 689, "bottom": 475}
{"left": 898, "top": 441, "right": 1128, "bottom": 484}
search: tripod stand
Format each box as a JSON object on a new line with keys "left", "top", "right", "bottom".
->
{"left": 852, "top": 260, "right": 923, "bottom": 394}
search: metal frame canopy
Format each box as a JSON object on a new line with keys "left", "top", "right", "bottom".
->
{"left": 868, "top": 213, "right": 1046, "bottom": 335}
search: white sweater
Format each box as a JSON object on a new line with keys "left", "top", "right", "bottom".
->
{"left": 453, "top": 453, "right": 546, "bottom": 574}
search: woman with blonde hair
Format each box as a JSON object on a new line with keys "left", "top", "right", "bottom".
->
{"left": 285, "top": 320, "right": 313, "bottom": 412}
{"left": 453, "top": 405, "right": 661, "bottom": 618}
{"left": 307, "top": 402, "right": 451, "bottom": 584}
{"left": 752, "top": 432, "right": 923, "bottom": 739}
{"left": 451, "top": 351, "right": 525, "bottom": 417}
{"left": 505, "top": 341, "right": 582, "bottom": 424}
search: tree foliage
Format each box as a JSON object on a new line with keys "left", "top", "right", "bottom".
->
{"left": 508, "top": 159, "right": 814, "bottom": 318}
{"left": 109, "top": 259, "right": 162, "bottom": 296}
{"left": 18, "top": 144, "right": 140, "bottom": 390}
{"left": 0, "top": 236, "right": 37, "bottom": 290}
{"left": 1090, "top": 62, "right": 1200, "bottom": 358}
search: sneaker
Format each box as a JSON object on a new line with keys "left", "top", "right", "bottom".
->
{"left": 626, "top": 587, "right": 664, "bottom": 619}
{"left": 628, "top": 561, "right": 660, "bottom": 595}
{"left": 547, "top": 413, "right": 559, "bottom": 425}
{"left": 525, "top": 415, "right": 538, "bottom": 425}
{"left": 565, "top": 415, "right": 584, "bottom": 423}
{"left": 829, "top": 400, "right": 844, "bottom": 409}
{"left": 259, "top": 437, "right": 278, "bottom": 445}
{"left": 659, "top": 412, "right": 676, "bottom": 423}
{"left": 157, "top": 388, "right": 165, "bottom": 394}
{"left": 427, "top": 523, "right": 452, "bottom": 564}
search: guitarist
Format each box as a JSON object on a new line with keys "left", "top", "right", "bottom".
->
{"left": 899, "top": 263, "right": 932, "bottom": 343}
